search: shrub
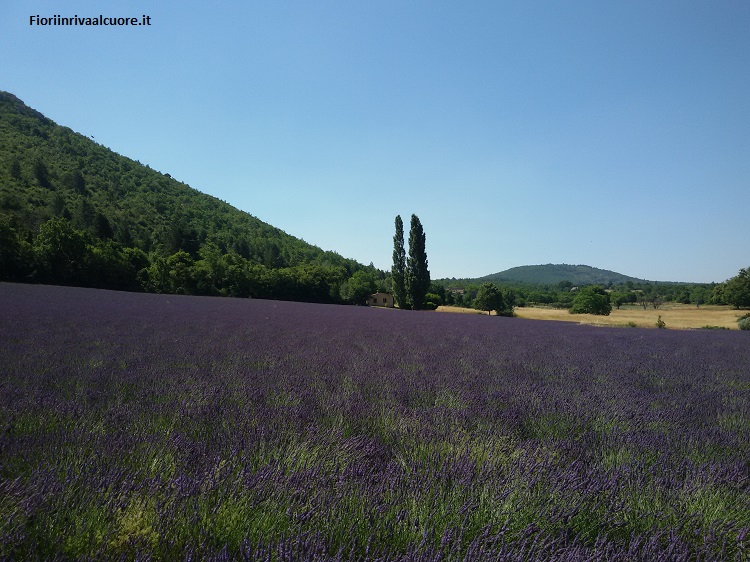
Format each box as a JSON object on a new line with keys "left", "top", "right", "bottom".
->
{"left": 738, "top": 314, "right": 750, "bottom": 330}
{"left": 656, "top": 316, "right": 666, "bottom": 329}
{"left": 424, "top": 292, "right": 443, "bottom": 306}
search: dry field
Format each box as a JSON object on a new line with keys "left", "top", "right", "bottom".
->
{"left": 437, "top": 303, "right": 746, "bottom": 330}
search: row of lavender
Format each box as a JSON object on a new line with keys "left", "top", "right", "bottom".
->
{"left": 1, "top": 283, "right": 748, "bottom": 560}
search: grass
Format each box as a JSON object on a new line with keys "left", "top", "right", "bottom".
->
{"left": 439, "top": 303, "right": 744, "bottom": 329}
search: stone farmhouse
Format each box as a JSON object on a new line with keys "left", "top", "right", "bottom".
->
{"left": 367, "top": 292, "right": 394, "bottom": 308}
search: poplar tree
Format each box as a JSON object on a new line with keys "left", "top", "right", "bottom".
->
{"left": 406, "top": 214, "right": 430, "bottom": 310}
{"left": 391, "top": 215, "right": 407, "bottom": 308}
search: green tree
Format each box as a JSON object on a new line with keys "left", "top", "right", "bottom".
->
{"left": 262, "top": 241, "right": 284, "bottom": 268}
{"left": 123, "top": 247, "right": 149, "bottom": 282}
{"left": 87, "top": 240, "right": 141, "bottom": 291}
{"left": 504, "top": 289, "right": 517, "bottom": 311}
{"left": 340, "top": 270, "right": 376, "bottom": 305}
{"left": 166, "top": 219, "right": 201, "bottom": 258}
{"left": 391, "top": 215, "right": 407, "bottom": 308}
{"left": 34, "top": 217, "right": 89, "bottom": 284}
{"left": 140, "top": 256, "right": 171, "bottom": 293}
{"left": 167, "top": 251, "right": 195, "bottom": 294}
{"left": 9, "top": 157, "right": 22, "bottom": 180}
{"left": 474, "top": 283, "right": 505, "bottom": 315}
{"left": 406, "top": 214, "right": 430, "bottom": 310}
{"left": 62, "top": 169, "right": 86, "bottom": 194}
{"left": 33, "top": 159, "right": 52, "bottom": 188}
{"left": 710, "top": 283, "right": 726, "bottom": 305}
{"left": 569, "top": 285, "right": 612, "bottom": 315}
{"left": 221, "top": 252, "right": 254, "bottom": 298}
{"left": 95, "top": 213, "right": 114, "bottom": 240}
{"left": 724, "top": 267, "right": 750, "bottom": 309}
{"left": 611, "top": 291, "right": 630, "bottom": 310}
{"left": 0, "top": 215, "right": 29, "bottom": 281}
{"left": 78, "top": 199, "right": 95, "bottom": 229}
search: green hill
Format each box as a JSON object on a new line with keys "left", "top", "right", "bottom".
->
{"left": 0, "top": 91, "right": 378, "bottom": 301}
{"left": 479, "top": 264, "right": 645, "bottom": 286}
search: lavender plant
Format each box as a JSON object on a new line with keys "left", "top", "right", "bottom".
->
{"left": 0, "top": 283, "right": 748, "bottom": 560}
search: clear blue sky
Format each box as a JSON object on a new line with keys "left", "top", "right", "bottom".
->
{"left": 3, "top": 1, "right": 749, "bottom": 282}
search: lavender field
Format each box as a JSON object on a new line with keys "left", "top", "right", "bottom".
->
{"left": 1, "top": 283, "right": 748, "bottom": 561}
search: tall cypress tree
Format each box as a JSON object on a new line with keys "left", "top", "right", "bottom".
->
{"left": 391, "top": 215, "right": 407, "bottom": 308}
{"left": 406, "top": 214, "right": 430, "bottom": 310}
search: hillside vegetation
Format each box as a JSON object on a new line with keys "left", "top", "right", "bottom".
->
{"left": 0, "top": 91, "right": 381, "bottom": 301}
{"left": 480, "top": 264, "right": 644, "bottom": 286}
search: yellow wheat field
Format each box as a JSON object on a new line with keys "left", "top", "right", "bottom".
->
{"left": 436, "top": 304, "right": 745, "bottom": 330}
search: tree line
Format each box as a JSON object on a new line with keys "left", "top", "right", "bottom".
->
{"left": 0, "top": 214, "right": 392, "bottom": 303}
{"left": 438, "top": 269, "right": 750, "bottom": 316}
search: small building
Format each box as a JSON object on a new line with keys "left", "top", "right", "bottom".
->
{"left": 368, "top": 292, "right": 394, "bottom": 308}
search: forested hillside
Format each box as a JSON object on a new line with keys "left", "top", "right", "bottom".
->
{"left": 0, "top": 91, "right": 384, "bottom": 302}
{"left": 480, "top": 264, "right": 644, "bottom": 286}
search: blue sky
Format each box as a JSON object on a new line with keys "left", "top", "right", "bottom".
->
{"left": 3, "top": 1, "right": 749, "bottom": 282}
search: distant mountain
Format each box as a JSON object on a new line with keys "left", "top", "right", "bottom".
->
{"left": 478, "top": 264, "right": 645, "bottom": 286}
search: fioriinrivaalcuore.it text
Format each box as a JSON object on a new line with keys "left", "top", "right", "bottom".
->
{"left": 29, "top": 15, "right": 151, "bottom": 26}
